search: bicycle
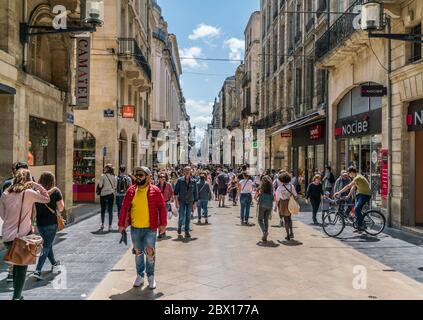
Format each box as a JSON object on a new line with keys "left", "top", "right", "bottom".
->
{"left": 322, "top": 197, "right": 386, "bottom": 238}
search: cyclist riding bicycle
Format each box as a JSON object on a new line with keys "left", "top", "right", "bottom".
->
{"left": 333, "top": 166, "right": 372, "bottom": 233}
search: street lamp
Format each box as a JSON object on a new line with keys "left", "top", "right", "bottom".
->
{"left": 361, "top": 1, "right": 383, "bottom": 31}
{"left": 361, "top": 1, "right": 422, "bottom": 43}
{"left": 20, "top": 0, "right": 104, "bottom": 43}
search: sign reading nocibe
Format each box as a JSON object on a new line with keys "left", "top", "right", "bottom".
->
{"left": 335, "top": 109, "right": 382, "bottom": 139}
{"left": 75, "top": 37, "right": 91, "bottom": 108}
{"left": 407, "top": 99, "right": 423, "bottom": 132}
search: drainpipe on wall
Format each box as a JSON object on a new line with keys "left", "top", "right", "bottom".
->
{"left": 387, "top": 16, "right": 393, "bottom": 227}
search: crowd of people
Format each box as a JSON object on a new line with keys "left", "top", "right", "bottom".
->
{"left": 0, "top": 159, "right": 372, "bottom": 300}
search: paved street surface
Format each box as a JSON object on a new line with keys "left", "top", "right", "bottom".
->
{"left": 1, "top": 201, "right": 423, "bottom": 300}
{"left": 0, "top": 211, "right": 129, "bottom": 300}
{"left": 89, "top": 202, "right": 423, "bottom": 300}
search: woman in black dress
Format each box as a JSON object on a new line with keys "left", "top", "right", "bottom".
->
{"left": 306, "top": 175, "right": 324, "bottom": 225}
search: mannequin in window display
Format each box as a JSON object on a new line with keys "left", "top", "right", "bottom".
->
{"left": 28, "top": 141, "right": 34, "bottom": 166}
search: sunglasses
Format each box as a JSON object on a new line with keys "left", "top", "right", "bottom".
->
{"left": 135, "top": 173, "right": 146, "bottom": 178}
{"left": 159, "top": 176, "right": 165, "bottom": 179}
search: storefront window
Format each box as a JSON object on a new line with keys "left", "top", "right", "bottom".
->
{"left": 315, "top": 144, "right": 324, "bottom": 173}
{"left": 351, "top": 86, "right": 369, "bottom": 116}
{"left": 348, "top": 137, "right": 360, "bottom": 169}
{"left": 73, "top": 126, "right": 96, "bottom": 202}
{"left": 29, "top": 116, "right": 57, "bottom": 166}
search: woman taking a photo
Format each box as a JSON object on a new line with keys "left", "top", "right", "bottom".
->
{"left": 0, "top": 169, "right": 50, "bottom": 300}
{"left": 99, "top": 164, "right": 117, "bottom": 232}
{"left": 275, "top": 172, "right": 298, "bottom": 241}
{"left": 306, "top": 174, "right": 324, "bottom": 225}
{"left": 254, "top": 176, "right": 275, "bottom": 242}
{"left": 33, "top": 172, "right": 65, "bottom": 280}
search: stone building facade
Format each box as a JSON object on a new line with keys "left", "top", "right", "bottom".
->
{"left": 258, "top": 0, "right": 329, "bottom": 191}
{"left": 151, "top": 1, "right": 187, "bottom": 168}
{"left": 316, "top": 0, "right": 423, "bottom": 231}
{"left": 73, "top": 0, "right": 153, "bottom": 203}
{"left": 0, "top": 0, "right": 90, "bottom": 220}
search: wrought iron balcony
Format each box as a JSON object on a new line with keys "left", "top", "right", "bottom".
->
{"left": 306, "top": 18, "right": 315, "bottom": 32}
{"left": 316, "top": 1, "right": 327, "bottom": 18}
{"left": 118, "top": 38, "right": 151, "bottom": 80}
{"left": 315, "top": 0, "right": 365, "bottom": 62}
{"left": 153, "top": 28, "right": 166, "bottom": 42}
{"left": 241, "top": 106, "right": 251, "bottom": 119}
{"left": 252, "top": 110, "right": 283, "bottom": 129}
{"left": 295, "top": 32, "right": 302, "bottom": 44}
{"left": 242, "top": 71, "right": 251, "bottom": 88}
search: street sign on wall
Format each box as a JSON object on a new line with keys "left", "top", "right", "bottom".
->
{"left": 361, "top": 85, "right": 387, "bottom": 97}
{"left": 75, "top": 37, "right": 91, "bottom": 108}
{"left": 104, "top": 109, "right": 115, "bottom": 118}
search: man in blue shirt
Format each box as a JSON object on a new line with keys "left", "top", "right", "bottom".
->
{"left": 174, "top": 166, "right": 198, "bottom": 240}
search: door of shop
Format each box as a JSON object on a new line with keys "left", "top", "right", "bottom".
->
{"left": 416, "top": 130, "right": 423, "bottom": 227}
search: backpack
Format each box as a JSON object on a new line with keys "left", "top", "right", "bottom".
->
{"left": 117, "top": 175, "right": 129, "bottom": 194}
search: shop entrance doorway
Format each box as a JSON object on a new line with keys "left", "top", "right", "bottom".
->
{"left": 416, "top": 130, "right": 423, "bottom": 227}
{"left": 73, "top": 126, "right": 96, "bottom": 202}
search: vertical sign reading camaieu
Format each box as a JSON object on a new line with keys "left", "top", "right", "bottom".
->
{"left": 380, "top": 149, "right": 389, "bottom": 200}
{"left": 76, "top": 37, "right": 90, "bottom": 108}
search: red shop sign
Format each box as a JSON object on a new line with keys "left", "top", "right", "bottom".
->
{"left": 380, "top": 149, "right": 389, "bottom": 200}
{"left": 122, "top": 105, "right": 135, "bottom": 118}
{"left": 281, "top": 130, "right": 292, "bottom": 138}
{"left": 310, "top": 125, "right": 323, "bottom": 140}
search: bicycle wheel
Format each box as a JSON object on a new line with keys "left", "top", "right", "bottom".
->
{"left": 363, "top": 210, "right": 386, "bottom": 236}
{"left": 322, "top": 212, "right": 345, "bottom": 238}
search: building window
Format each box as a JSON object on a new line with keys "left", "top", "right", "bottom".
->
{"left": 409, "top": 24, "right": 422, "bottom": 63}
{"left": 337, "top": 83, "right": 382, "bottom": 120}
{"left": 295, "top": 67, "right": 302, "bottom": 113}
{"left": 29, "top": 117, "right": 57, "bottom": 166}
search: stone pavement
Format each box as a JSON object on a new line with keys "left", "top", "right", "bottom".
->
{"left": 89, "top": 201, "right": 423, "bottom": 300}
{"left": 0, "top": 209, "right": 129, "bottom": 300}
{"left": 295, "top": 201, "right": 423, "bottom": 284}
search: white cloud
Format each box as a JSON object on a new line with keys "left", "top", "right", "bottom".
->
{"left": 179, "top": 47, "right": 208, "bottom": 70}
{"left": 185, "top": 99, "right": 214, "bottom": 130}
{"left": 189, "top": 24, "right": 221, "bottom": 41}
{"left": 224, "top": 38, "right": 245, "bottom": 63}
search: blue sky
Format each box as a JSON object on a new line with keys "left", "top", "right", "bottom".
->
{"left": 157, "top": 0, "right": 260, "bottom": 138}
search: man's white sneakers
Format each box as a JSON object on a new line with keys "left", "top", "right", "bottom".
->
{"left": 148, "top": 276, "right": 156, "bottom": 289}
{"left": 133, "top": 275, "right": 144, "bottom": 288}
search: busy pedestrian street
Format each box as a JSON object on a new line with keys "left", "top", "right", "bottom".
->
{"left": 2, "top": 199, "right": 423, "bottom": 300}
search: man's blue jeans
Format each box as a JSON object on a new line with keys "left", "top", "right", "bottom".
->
{"left": 130, "top": 227, "right": 157, "bottom": 277}
{"left": 197, "top": 200, "right": 208, "bottom": 220}
{"left": 178, "top": 202, "right": 193, "bottom": 234}
{"left": 116, "top": 195, "right": 125, "bottom": 218}
{"left": 36, "top": 225, "right": 58, "bottom": 272}
{"left": 355, "top": 194, "right": 371, "bottom": 229}
{"left": 240, "top": 194, "right": 252, "bottom": 223}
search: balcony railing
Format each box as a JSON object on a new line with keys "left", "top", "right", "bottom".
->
{"left": 294, "top": 32, "right": 302, "bottom": 44}
{"left": 118, "top": 38, "right": 152, "bottom": 80}
{"left": 153, "top": 28, "right": 166, "bottom": 42}
{"left": 306, "top": 17, "right": 315, "bottom": 32}
{"left": 241, "top": 106, "right": 251, "bottom": 119}
{"left": 242, "top": 71, "right": 251, "bottom": 88}
{"left": 253, "top": 110, "right": 283, "bottom": 129}
{"left": 316, "top": 1, "right": 327, "bottom": 18}
{"left": 315, "top": 0, "right": 364, "bottom": 62}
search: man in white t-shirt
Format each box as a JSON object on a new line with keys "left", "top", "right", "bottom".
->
{"left": 238, "top": 172, "right": 254, "bottom": 225}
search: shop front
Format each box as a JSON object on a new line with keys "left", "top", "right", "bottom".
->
{"left": 29, "top": 116, "right": 58, "bottom": 181}
{"left": 407, "top": 99, "right": 423, "bottom": 228}
{"left": 291, "top": 120, "right": 326, "bottom": 194}
{"left": 335, "top": 108, "right": 383, "bottom": 206}
{"left": 73, "top": 126, "right": 96, "bottom": 202}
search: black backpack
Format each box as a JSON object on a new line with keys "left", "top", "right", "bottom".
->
{"left": 117, "top": 175, "right": 129, "bottom": 194}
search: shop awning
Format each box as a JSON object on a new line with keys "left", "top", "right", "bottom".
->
{"left": 271, "top": 109, "right": 326, "bottom": 136}
{"left": 0, "top": 83, "right": 16, "bottom": 95}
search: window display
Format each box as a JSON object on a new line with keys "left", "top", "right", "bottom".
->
{"left": 29, "top": 117, "right": 57, "bottom": 166}
{"left": 73, "top": 126, "right": 96, "bottom": 202}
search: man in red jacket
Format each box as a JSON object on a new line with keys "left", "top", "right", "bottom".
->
{"left": 118, "top": 166, "right": 167, "bottom": 289}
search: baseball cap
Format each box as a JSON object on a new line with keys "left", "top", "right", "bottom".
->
{"left": 134, "top": 166, "right": 152, "bottom": 176}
